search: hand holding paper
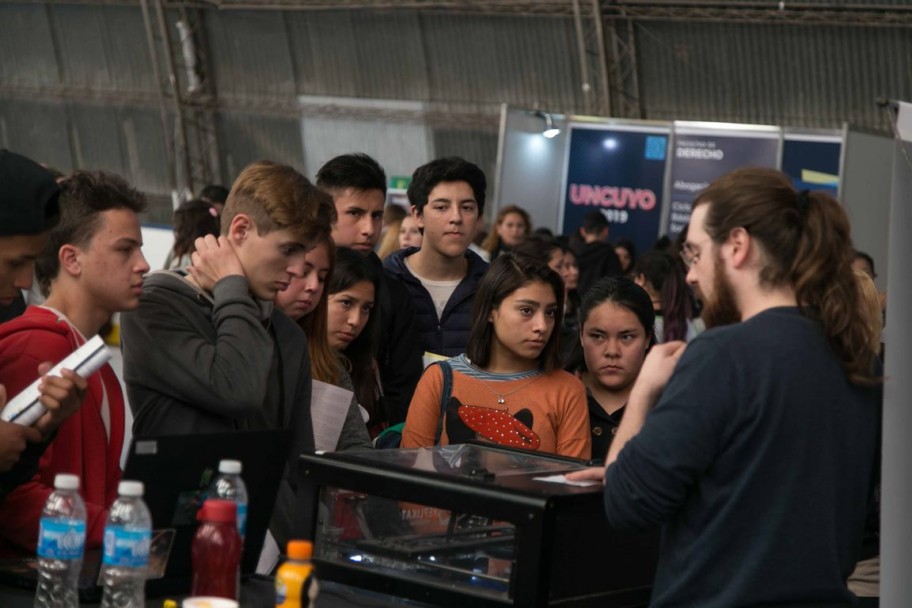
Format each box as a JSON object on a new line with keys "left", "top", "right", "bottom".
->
{"left": 0, "top": 335, "right": 108, "bottom": 429}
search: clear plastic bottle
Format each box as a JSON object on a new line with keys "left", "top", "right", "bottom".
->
{"left": 35, "top": 473, "right": 87, "bottom": 608}
{"left": 210, "top": 460, "right": 248, "bottom": 542}
{"left": 100, "top": 480, "right": 152, "bottom": 608}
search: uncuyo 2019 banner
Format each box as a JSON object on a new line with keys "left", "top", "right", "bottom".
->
{"left": 561, "top": 124, "right": 670, "bottom": 257}
{"left": 667, "top": 123, "right": 781, "bottom": 238}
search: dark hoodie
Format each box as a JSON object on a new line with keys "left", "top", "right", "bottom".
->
{"left": 120, "top": 270, "right": 314, "bottom": 549}
{"left": 570, "top": 240, "right": 622, "bottom": 299}
{"left": 366, "top": 252, "right": 423, "bottom": 425}
{"left": 383, "top": 248, "right": 489, "bottom": 358}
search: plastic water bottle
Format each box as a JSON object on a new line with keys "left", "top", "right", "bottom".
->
{"left": 210, "top": 460, "right": 248, "bottom": 542}
{"left": 35, "top": 473, "right": 87, "bottom": 608}
{"left": 100, "top": 480, "right": 152, "bottom": 608}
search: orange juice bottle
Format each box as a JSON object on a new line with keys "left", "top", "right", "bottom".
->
{"left": 275, "top": 540, "right": 315, "bottom": 608}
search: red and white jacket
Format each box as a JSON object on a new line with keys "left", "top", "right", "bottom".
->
{"left": 0, "top": 306, "right": 124, "bottom": 556}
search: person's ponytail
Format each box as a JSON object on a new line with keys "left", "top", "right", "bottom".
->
{"left": 790, "top": 191, "right": 879, "bottom": 385}
{"left": 696, "top": 168, "right": 880, "bottom": 386}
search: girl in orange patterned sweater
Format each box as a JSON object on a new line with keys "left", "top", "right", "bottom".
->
{"left": 402, "top": 253, "right": 591, "bottom": 460}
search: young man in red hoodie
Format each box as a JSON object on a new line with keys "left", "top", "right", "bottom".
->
{"left": 0, "top": 170, "right": 149, "bottom": 555}
{"left": 0, "top": 150, "right": 88, "bottom": 501}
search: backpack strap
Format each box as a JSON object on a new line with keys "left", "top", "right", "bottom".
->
{"left": 434, "top": 360, "right": 453, "bottom": 445}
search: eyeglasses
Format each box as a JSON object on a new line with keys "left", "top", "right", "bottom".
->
{"left": 680, "top": 238, "right": 712, "bottom": 269}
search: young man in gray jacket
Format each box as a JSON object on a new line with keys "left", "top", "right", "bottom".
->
{"left": 121, "top": 161, "right": 335, "bottom": 549}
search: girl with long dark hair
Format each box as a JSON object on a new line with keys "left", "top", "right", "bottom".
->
{"left": 573, "top": 276, "right": 655, "bottom": 461}
{"left": 324, "top": 247, "right": 383, "bottom": 433}
{"left": 275, "top": 241, "right": 372, "bottom": 449}
{"left": 402, "top": 253, "right": 590, "bottom": 459}
{"left": 633, "top": 250, "right": 696, "bottom": 343}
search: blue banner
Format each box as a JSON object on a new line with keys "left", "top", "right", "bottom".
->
{"left": 781, "top": 137, "right": 841, "bottom": 198}
{"left": 667, "top": 127, "right": 781, "bottom": 237}
{"left": 561, "top": 125, "right": 669, "bottom": 257}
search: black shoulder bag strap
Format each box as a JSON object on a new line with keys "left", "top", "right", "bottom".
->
{"left": 434, "top": 360, "right": 453, "bottom": 446}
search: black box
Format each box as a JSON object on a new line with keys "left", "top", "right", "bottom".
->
{"left": 296, "top": 444, "right": 658, "bottom": 607}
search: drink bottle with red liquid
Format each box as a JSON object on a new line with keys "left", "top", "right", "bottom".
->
{"left": 191, "top": 499, "right": 242, "bottom": 600}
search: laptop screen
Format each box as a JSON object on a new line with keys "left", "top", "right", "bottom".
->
{"left": 121, "top": 428, "right": 293, "bottom": 595}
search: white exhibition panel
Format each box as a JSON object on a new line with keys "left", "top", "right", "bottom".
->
{"left": 881, "top": 100, "right": 912, "bottom": 606}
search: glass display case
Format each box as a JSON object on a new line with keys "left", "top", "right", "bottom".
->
{"left": 296, "top": 444, "right": 658, "bottom": 607}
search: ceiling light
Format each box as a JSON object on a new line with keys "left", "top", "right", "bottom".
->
{"left": 536, "top": 111, "right": 560, "bottom": 138}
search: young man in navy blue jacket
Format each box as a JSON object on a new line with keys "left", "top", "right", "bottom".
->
{"left": 571, "top": 168, "right": 881, "bottom": 607}
{"left": 383, "top": 157, "right": 489, "bottom": 360}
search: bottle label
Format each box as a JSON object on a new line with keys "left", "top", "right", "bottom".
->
{"left": 275, "top": 578, "right": 287, "bottom": 606}
{"left": 237, "top": 502, "right": 247, "bottom": 538}
{"left": 37, "top": 517, "right": 86, "bottom": 560}
{"left": 102, "top": 526, "right": 151, "bottom": 567}
{"left": 275, "top": 564, "right": 312, "bottom": 607}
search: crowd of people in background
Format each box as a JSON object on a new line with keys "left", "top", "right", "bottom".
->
{"left": 0, "top": 147, "right": 884, "bottom": 606}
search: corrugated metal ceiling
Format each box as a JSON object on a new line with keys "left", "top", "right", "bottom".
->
{"left": 204, "top": 9, "right": 583, "bottom": 112}
{"left": 635, "top": 19, "right": 910, "bottom": 129}
{"left": 2, "top": 1, "right": 910, "bottom": 212}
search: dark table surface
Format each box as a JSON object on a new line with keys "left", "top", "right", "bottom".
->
{"left": 1, "top": 576, "right": 436, "bottom": 607}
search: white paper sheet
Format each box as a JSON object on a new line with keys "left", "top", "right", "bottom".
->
{"left": 310, "top": 380, "right": 355, "bottom": 452}
{"left": 422, "top": 351, "right": 450, "bottom": 369}
{"left": 533, "top": 474, "right": 601, "bottom": 487}
{"left": 256, "top": 530, "right": 280, "bottom": 575}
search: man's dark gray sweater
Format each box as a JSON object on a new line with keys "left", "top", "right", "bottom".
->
{"left": 121, "top": 271, "right": 315, "bottom": 549}
{"left": 605, "top": 307, "right": 880, "bottom": 607}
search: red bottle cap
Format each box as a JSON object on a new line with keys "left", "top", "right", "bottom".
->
{"left": 197, "top": 498, "right": 237, "bottom": 523}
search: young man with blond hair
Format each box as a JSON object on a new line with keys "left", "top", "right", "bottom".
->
{"left": 121, "top": 161, "right": 335, "bottom": 548}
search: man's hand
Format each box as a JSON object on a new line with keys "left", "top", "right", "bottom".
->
{"left": 565, "top": 466, "right": 606, "bottom": 485}
{"left": 603, "top": 340, "right": 688, "bottom": 467}
{"left": 33, "top": 364, "right": 88, "bottom": 439}
{"left": 632, "top": 341, "right": 688, "bottom": 404}
{"left": 0, "top": 384, "right": 42, "bottom": 472}
{"left": 187, "top": 235, "right": 245, "bottom": 292}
